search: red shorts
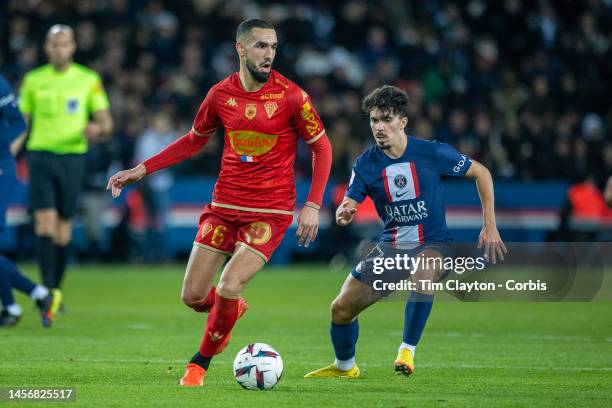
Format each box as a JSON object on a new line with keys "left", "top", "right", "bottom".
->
{"left": 194, "top": 204, "right": 293, "bottom": 262}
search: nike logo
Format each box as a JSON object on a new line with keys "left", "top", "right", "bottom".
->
{"left": 395, "top": 190, "right": 410, "bottom": 198}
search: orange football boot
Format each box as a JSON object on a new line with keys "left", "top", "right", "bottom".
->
{"left": 179, "top": 363, "right": 206, "bottom": 387}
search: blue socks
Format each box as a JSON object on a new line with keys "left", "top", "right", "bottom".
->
{"left": 330, "top": 320, "right": 359, "bottom": 361}
{"left": 403, "top": 291, "right": 434, "bottom": 346}
{"left": 329, "top": 291, "right": 432, "bottom": 365}
{"left": 0, "top": 256, "right": 38, "bottom": 308}
{"left": 0, "top": 255, "right": 35, "bottom": 295}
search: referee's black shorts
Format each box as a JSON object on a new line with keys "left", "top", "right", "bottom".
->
{"left": 28, "top": 151, "right": 86, "bottom": 218}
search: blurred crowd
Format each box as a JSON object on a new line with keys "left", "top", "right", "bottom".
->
{"left": 2, "top": 0, "right": 611, "bottom": 189}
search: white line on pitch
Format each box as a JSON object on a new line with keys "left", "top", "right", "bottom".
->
{"left": 16, "top": 358, "right": 612, "bottom": 372}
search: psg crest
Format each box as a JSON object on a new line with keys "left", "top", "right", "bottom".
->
{"left": 394, "top": 174, "right": 407, "bottom": 188}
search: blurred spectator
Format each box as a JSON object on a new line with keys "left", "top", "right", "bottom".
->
{"left": 132, "top": 111, "right": 178, "bottom": 262}
{"left": 2, "top": 0, "right": 610, "bottom": 185}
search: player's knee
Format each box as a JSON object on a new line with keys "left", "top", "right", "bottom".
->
{"left": 331, "top": 297, "right": 354, "bottom": 324}
{"left": 54, "top": 232, "right": 72, "bottom": 246}
{"left": 35, "top": 220, "right": 56, "bottom": 237}
{"left": 181, "top": 292, "right": 202, "bottom": 309}
{"left": 217, "top": 279, "right": 243, "bottom": 298}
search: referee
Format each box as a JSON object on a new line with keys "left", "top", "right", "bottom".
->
{"left": 18, "top": 25, "right": 113, "bottom": 301}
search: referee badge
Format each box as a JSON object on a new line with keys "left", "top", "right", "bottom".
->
{"left": 66, "top": 99, "right": 79, "bottom": 114}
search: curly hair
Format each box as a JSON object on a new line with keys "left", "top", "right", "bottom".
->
{"left": 361, "top": 85, "right": 409, "bottom": 118}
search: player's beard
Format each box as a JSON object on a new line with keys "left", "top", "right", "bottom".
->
{"left": 246, "top": 59, "right": 271, "bottom": 84}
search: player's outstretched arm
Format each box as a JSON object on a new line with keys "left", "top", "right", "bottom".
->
{"left": 465, "top": 160, "right": 507, "bottom": 263}
{"left": 107, "top": 129, "right": 212, "bottom": 199}
{"left": 106, "top": 163, "right": 147, "bottom": 198}
{"left": 336, "top": 197, "right": 358, "bottom": 227}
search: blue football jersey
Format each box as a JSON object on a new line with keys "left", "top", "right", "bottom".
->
{"left": 346, "top": 136, "right": 472, "bottom": 243}
{"left": 0, "top": 73, "right": 26, "bottom": 158}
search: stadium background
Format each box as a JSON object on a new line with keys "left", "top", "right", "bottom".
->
{"left": 2, "top": 0, "right": 611, "bottom": 264}
{"left": 2, "top": 2, "right": 612, "bottom": 407}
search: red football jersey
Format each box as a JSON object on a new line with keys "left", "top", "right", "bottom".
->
{"left": 192, "top": 70, "right": 325, "bottom": 214}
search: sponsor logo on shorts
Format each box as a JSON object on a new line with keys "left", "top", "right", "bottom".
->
{"left": 245, "top": 222, "right": 272, "bottom": 245}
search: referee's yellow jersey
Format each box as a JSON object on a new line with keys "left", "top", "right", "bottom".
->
{"left": 19, "top": 63, "right": 110, "bottom": 154}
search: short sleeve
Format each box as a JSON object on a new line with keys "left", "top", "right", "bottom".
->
{"left": 18, "top": 74, "right": 33, "bottom": 115}
{"left": 346, "top": 165, "right": 368, "bottom": 203}
{"left": 88, "top": 73, "right": 110, "bottom": 113}
{"left": 434, "top": 141, "right": 472, "bottom": 177}
{"left": 192, "top": 86, "right": 220, "bottom": 135}
{"left": 290, "top": 86, "right": 325, "bottom": 144}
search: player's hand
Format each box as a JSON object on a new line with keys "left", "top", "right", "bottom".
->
{"left": 85, "top": 122, "right": 102, "bottom": 141}
{"left": 296, "top": 203, "right": 320, "bottom": 247}
{"left": 477, "top": 225, "right": 507, "bottom": 264}
{"left": 336, "top": 200, "right": 356, "bottom": 226}
{"left": 106, "top": 164, "right": 147, "bottom": 198}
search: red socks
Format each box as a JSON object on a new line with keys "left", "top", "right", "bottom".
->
{"left": 199, "top": 294, "right": 240, "bottom": 357}
{"left": 191, "top": 286, "right": 216, "bottom": 313}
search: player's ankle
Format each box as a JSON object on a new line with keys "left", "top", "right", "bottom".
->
{"left": 334, "top": 357, "right": 355, "bottom": 371}
{"left": 398, "top": 343, "right": 416, "bottom": 357}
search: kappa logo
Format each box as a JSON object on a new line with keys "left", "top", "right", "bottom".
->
{"left": 245, "top": 103, "right": 257, "bottom": 120}
{"left": 226, "top": 97, "right": 237, "bottom": 107}
{"left": 264, "top": 101, "right": 278, "bottom": 118}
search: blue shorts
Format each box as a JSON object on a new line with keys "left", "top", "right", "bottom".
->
{"left": 350, "top": 242, "right": 455, "bottom": 295}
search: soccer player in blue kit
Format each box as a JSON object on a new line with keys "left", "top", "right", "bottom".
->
{"left": 0, "top": 74, "right": 55, "bottom": 327}
{"left": 305, "top": 85, "right": 506, "bottom": 378}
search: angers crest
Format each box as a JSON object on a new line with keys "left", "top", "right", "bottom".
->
{"left": 264, "top": 101, "right": 278, "bottom": 118}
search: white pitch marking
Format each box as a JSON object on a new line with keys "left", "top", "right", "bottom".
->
{"left": 20, "top": 358, "right": 612, "bottom": 372}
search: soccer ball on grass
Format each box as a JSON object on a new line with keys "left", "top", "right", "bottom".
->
{"left": 233, "top": 343, "right": 283, "bottom": 390}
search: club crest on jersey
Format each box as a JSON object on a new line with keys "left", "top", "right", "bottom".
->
{"left": 245, "top": 103, "right": 257, "bottom": 120}
{"left": 264, "top": 101, "right": 278, "bottom": 118}
{"left": 394, "top": 174, "right": 407, "bottom": 189}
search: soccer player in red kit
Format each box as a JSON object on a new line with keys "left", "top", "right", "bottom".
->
{"left": 107, "top": 19, "right": 332, "bottom": 386}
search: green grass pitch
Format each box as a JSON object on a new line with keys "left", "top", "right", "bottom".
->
{"left": 1, "top": 264, "right": 611, "bottom": 407}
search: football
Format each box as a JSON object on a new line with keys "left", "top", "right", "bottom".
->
{"left": 233, "top": 343, "right": 283, "bottom": 390}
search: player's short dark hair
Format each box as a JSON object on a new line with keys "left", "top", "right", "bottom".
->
{"left": 362, "top": 85, "right": 409, "bottom": 118}
{"left": 236, "top": 19, "right": 275, "bottom": 41}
